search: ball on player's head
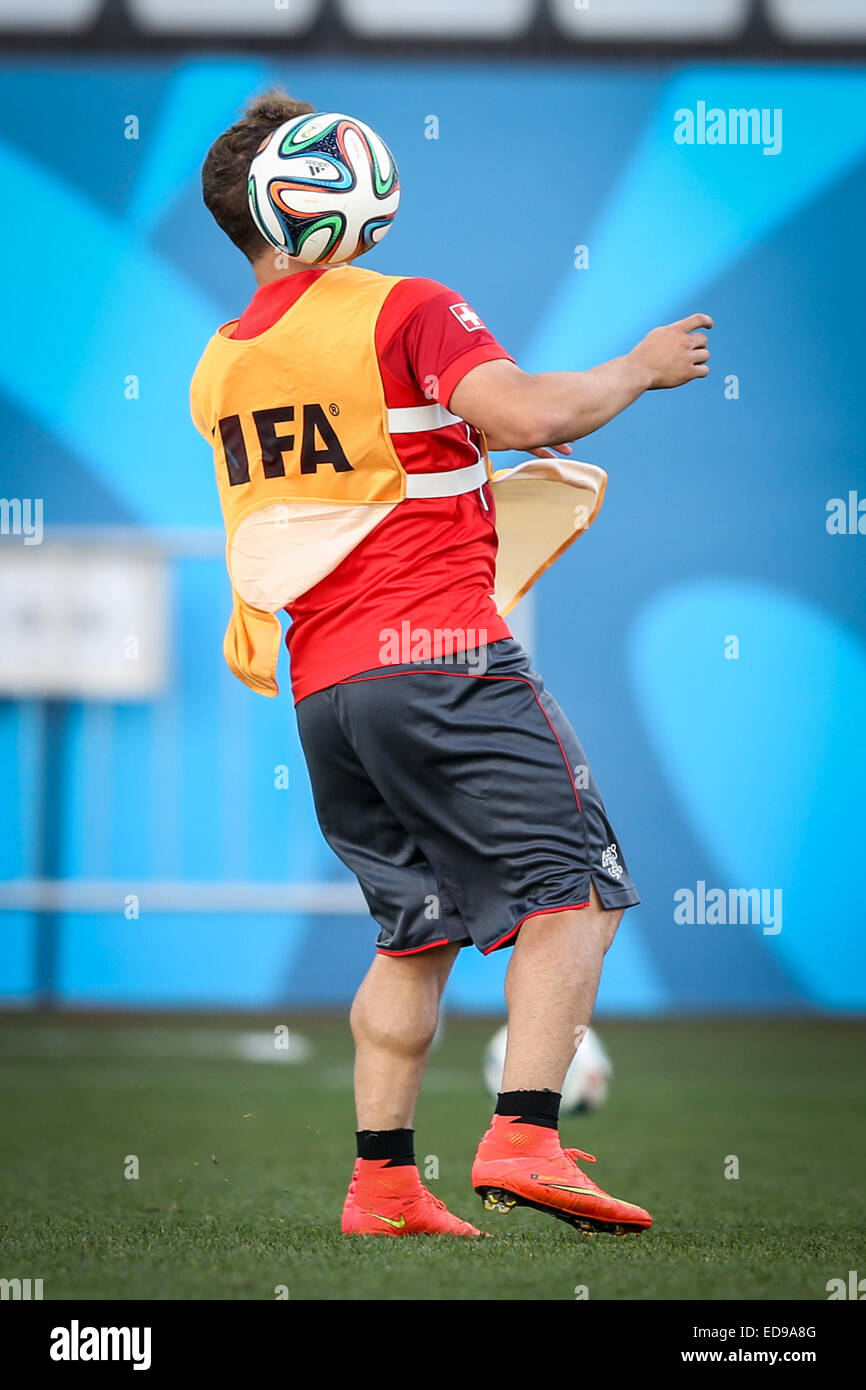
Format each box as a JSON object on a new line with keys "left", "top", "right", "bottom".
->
{"left": 247, "top": 112, "right": 400, "bottom": 266}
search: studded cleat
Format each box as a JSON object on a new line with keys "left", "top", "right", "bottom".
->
{"left": 471, "top": 1118, "right": 652, "bottom": 1236}
{"left": 342, "top": 1158, "right": 484, "bottom": 1236}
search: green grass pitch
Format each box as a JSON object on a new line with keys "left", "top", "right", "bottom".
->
{"left": 0, "top": 1015, "right": 863, "bottom": 1301}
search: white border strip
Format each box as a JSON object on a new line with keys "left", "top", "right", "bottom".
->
{"left": 0, "top": 879, "right": 367, "bottom": 914}
{"left": 387, "top": 403, "right": 461, "bottom": 433}
{"left": 404, "top": 460, "right": 488, "bottom": 499}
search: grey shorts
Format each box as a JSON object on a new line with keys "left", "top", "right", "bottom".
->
{"left": 294, "top": 638, "right": 639, "bottom": 955}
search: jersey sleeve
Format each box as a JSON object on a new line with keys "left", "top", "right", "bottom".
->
{"left": 379, "top": 278, "right": 514, "bottom": 410}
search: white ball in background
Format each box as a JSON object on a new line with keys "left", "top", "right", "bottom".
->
{"left": 483, "top": 1023, "right": 612, "bottom": 1114}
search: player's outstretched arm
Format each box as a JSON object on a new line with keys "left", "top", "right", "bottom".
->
{"left": 450, "top": 313, "right": 713, "bottom": 451}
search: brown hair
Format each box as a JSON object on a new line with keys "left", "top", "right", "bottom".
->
{"left": 201, "top": 89, "right": 315, "bottom": 261}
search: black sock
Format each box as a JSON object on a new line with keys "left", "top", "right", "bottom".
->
{"left": 356, "top": 1128, "right": 416, "bottom": 1166}
{"left": 495, "top": 1089, "right": 561, "bottom": 1130}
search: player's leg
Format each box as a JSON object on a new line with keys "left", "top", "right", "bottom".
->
{"left": 501, "top": 883, "right": 620, "bottom": 1091}
{"left": 470, "top": 885, "right": 650, "bottom": 1235}
{"left": 472, "top": 893, "right": 650, "bottom": 1235}
{"left": 295, "top": 687, "right": 481, "bottom": 1236}
{"left": 351, "top": 942, "right": 459, "bottom": 1130}
{"left": 342, "top": 942, "right": 484, "bottom": 1235}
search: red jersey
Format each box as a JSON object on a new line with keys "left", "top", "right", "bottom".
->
{"left": 232, "top": 269, "right": 514, "bottom": 702}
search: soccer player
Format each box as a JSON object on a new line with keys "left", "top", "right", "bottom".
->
{"left": 192, "top": 92, "right": 712, "bottom": 1237}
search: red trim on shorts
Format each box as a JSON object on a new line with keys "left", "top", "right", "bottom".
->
{"left": 483, "top": 900, "right": 590, "bottom": 956}
{"left": 376, "top": 937, "right": 451, "bottom": 957}
{"left": 341, "top": 668, "right": 584, "bottom": 813}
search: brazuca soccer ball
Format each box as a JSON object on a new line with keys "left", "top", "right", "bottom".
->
{"left": 247, "top": 112, "right": 400, "bottom": 266}
{"left": 483, "top": 1024, "right": 612, "bottom": 1115}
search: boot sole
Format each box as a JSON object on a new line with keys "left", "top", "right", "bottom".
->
{"left": 475, "top": 1185, "right": 649, "bottom": 1237}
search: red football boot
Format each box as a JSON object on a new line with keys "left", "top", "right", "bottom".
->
{"left": 472, "top": 1115, "right": 652, "bottom": 1236}
{"left": 342, "top": 1158, "right": 483, "bottom": 1236}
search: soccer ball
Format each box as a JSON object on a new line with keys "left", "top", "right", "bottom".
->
{"left": 483, "top": 1024, "right": 612, "bottom": 1115}
{"left": 247, "top": 112, "right": 400, "bottom": 266}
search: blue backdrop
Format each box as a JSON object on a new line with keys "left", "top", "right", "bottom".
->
{"left": 1, "top": 57, "right": 864, "bottom": 1012}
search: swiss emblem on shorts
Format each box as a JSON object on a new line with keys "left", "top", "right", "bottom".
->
{"left": 602, "top": 844, "right": 624, "bottom": 880}
{"left": 449, "top": 302, "right": 485, "bottom": 332}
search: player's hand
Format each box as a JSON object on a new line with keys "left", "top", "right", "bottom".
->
{"left": 525, "top": 442, "right": 573, "bottom": 459}
{"left": 629, "top": 314, "right": 713, "bottom": 389}
{"left": 485, "top": 438, "right": 574, "bottom": 458}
